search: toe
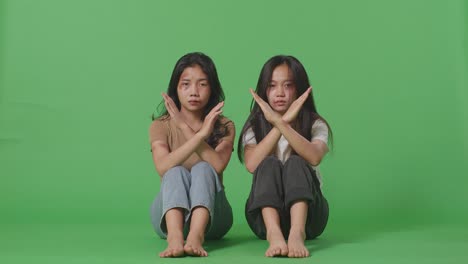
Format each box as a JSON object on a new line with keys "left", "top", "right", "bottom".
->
{"left": 281, "top": 247, "right": 288, "bottom": 256}
{"left": 292, "top": 250, "right": 299, "bottom": 258}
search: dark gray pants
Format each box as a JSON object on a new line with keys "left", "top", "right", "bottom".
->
{"left": 245, "top": 155, "right": 329, "bottom": 240}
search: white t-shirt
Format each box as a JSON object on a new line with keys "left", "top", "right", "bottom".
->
{"left": 242, "top": 119, "right": 328, "bottom": 188}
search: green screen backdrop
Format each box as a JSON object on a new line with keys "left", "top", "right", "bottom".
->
{"left": 1, "top": 0, "right": 467, "bottom": 263}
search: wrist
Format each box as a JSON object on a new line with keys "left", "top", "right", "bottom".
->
{"left": 195, "top": 130, "right": 209, "bottom": 141}
{"left": 274, "top": 116, "right": 287, "bottom": 127}
{"left": 275, "top": 118, "right": 289, "bottom": 130}
{"left": 281, "top": 117, "right": 292, "bottom": 124}
{"left": 271, "top": 126, "right": 282, "bottom": 136}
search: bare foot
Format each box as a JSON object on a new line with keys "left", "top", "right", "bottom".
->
{"left": 159, "top": 233, "right": 185, "bottom": 258}
{"left": 265, "top": 228, "right": 288, "bottom": 257}
{"left": 184, "top": 232, "right": 207, "bottom": 257}
{"left": 287, "top": 228, "right": 309, "bottom": 258}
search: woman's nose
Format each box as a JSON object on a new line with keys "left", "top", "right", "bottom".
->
{"left": 276, "top": 87, "right": 285, "bottom": 96}
{"left": 189, "top": 85, "right": 199, "bottom": 96}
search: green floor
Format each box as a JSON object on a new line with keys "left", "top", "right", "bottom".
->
{"left": 1, "top": 1, "right": 467, "bottom": 263}
{"left": 2, "top": 222, "right": 467, "bottom": 263}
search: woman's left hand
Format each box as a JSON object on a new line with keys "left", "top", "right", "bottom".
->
{"left": 250, "top": 88, "right": 282, "bottom": 126}
{"left": 282, "top": 87, "right": 311, "bottom": 123}
{"left": 198, "top": 101, "right": 224, "bottom": 139}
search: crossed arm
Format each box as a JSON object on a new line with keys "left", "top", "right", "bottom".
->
{"left": 151, "top": 94, "right": 234, "bottom": 177}
{"left": 244, "top": 88, "right": 328, "bottom": 173}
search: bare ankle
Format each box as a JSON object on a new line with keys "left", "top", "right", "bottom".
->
{"left": 266, "top": 226, "right": 282, "bottom": 235}
{"left": 167, "top": 230, "right": 183, "bottom": 241}
{"left": 289, "top": 226, "right": 305, "bottom": 234}
{"left": 187, "top": 230, "right": 204, "bottom": 243}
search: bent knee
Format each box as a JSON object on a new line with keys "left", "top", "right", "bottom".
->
{"left": 191, "top": 161, "right": 214, "bottom": 171}
{"left": 191, "top": 161, "right": 218, "bottom": 181}
{"left": 285, "top": 155, "right": 307, "bottom": 166}
{"left": 165, "top": 165, "right": 189, "bottom": 175}
{"left": 259, "top": 156, "right": 282, "bottom": 168}
{"left": 162, "top": 166, "right": 190, "bottom": 183}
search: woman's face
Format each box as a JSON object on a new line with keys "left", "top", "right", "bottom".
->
{"left": 177, "top": 64, "right": 211, "bottom": 114}
{"left": 266, "top": 64, "right": 297, "bottom": 114}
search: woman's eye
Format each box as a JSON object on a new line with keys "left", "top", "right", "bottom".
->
{"left": 200, "top": 82, "right": 208, "bottom": 87}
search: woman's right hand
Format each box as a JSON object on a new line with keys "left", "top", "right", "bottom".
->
{"left": 250, "top": 88, "right": 283, "bottom": 126}
{"left": 162, "top": 93, "right": 187, "bottom": 130}
{"left": 282, "top": 87, "right": 311, "bottom": 123}
{"left": 198, "top": 101, "right": 224, "bottom": 139}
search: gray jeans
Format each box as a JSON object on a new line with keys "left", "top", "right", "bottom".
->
{"left": 150, "top": 161, "right": 233, "bottom": 240}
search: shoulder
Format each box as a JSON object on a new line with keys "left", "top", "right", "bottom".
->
{"left": 242, "top": 126, "right": 256, "bottom": 145}
{"left": 312, "top": 119, "right": 327, "bottom": 130}
{"left": 149, "top": 115, "right": 171, "bottom": 137}
{"left": 311, "top": 118, "right": 329, "bottom": 143}
{"left": 150, "top": 116, "right": 168, "bottom": 128}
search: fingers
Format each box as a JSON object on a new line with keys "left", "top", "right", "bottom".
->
{"left": 298, "top": 87, "right": 311, "bottom": 102}
{"left": 291, "top": 87, "right": 311, "bottom": 109}
{"left": 207, "top": 108, "right": 223, "bottom": 122}
{"left": 206, "top": 101, "right": 224, "bottom": 119}
{"left": 249, "top": 88, "right": 261, "bottom": 104}
{"left": 200, "top": 104, "right": 223, "bottom": 137}
{"left": 211, "top": 110, "right": 223, "bottom": 120}
{"left": 162, "top": 93, "right": 180, "bottom": 117}
{"left": 250, "top": 88, "right": 270, "bottom": 113}
{"left": 162, "top": 93, "right": 177, "bottom": 109}
{"left": 161, "top": 92, "right": 170, "bottom": 103}
{"left": 204, "top": 101, "right": 224, "bottom": 125}
{"left": 250, "top": 88, "right": 264, "bottom": 104}
{"left": 164, "top": 99, "right": 175, "bottom": 117}
{"left": 211, "top": 101, "right": 224, "bottom": 113}
{"left": 304, "top": 86, "right": 312, "bottom": 97}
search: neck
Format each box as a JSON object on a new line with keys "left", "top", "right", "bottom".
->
{"left": 180, "top": 108, "right": 203, "bottom": 126}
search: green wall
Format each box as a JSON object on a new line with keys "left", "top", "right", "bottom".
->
{"left": 1, "top": 0, "right": 467, "bottom": 232}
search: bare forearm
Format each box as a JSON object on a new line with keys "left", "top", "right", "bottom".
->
{"left": 178, "top": 124, "right": 226, "bottom": 173}
{"left": 155, "top": 133, "right": 204, "bottom": 175}
{"left": 244, "top": 127, "right": 282, "bottom": 173}
{"left": 274, "top": 120, "right": 324, "bottom": 166}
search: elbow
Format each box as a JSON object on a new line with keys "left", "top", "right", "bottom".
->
{"left": 245, "top": 161, "right": 257, "bottom": 174}
{"left": 308, "top": 156, "right": 322, "bottom": 167}
{"left": 155, "top": 165, "right": 168, "bottom": 177}
{"left": 213, "top": 159, "right": 230, "bottom": 175}
{"left": 213, "top": 164, "right": 225, "bottom": 175}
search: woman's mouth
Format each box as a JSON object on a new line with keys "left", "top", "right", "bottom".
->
{"left": 274, "top": 100, "right": 287, "bottom": 106}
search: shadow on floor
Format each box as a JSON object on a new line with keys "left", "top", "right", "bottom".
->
{"left": 204, "top": 234, "right": 256, "bottom": 252}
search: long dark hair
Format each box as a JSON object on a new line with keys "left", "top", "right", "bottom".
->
{"left": 237, "top": 55, "right": 333, "bottom": 162}
{"left": 153, "top": 52, "right": 230, "bottom": 148}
